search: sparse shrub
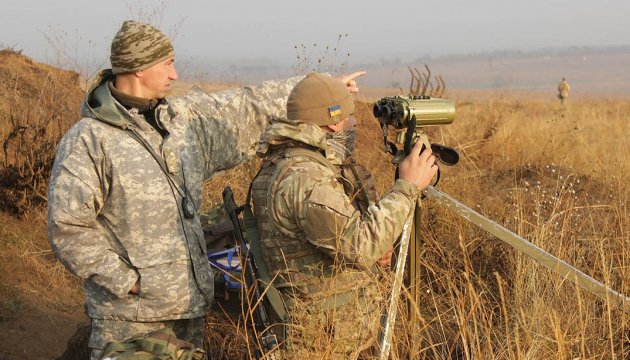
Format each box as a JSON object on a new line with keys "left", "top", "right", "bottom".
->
{"left": 293, "top": 34, "right": 351, "bottom": 76}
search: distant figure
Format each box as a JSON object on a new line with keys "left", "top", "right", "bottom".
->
{"left": 558, "top": 77, "right": 570, "bottom": 105}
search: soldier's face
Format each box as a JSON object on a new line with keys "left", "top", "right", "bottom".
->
{"left": 137, "top": 57, "right": 178, "bottom": 99}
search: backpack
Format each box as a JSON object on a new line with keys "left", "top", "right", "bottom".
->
{"left": 99, "top": 328, "right": 206, "bottom": 360}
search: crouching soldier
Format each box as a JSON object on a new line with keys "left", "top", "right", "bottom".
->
{"left": 251, "top": 73, "right": 437, "bottom": 358}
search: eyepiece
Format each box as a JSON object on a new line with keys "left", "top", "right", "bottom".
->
{"left": 373, "top": 103, "right": 383, "bottom": 118}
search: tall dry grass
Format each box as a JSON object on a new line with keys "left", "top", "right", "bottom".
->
{"left": 391, "top": 96, "right": 630, "bottom": 359}
{"left": 0, "top": 50, "right": 627, "bottom": 358}
{"left": 204, "top": 97, "right": 629, "bottom": 359}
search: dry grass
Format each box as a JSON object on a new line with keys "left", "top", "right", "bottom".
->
{"left": 0, "top": 49, "right": 83, "bottom": 216}
{"left": 391, "top": 96, "right": 630, "bottom": 359}
{"left": 202, "top": 96, "right": 629, "bottom": 359}
{"left": 0, "top": 50, "right": 628, "bottom": 358}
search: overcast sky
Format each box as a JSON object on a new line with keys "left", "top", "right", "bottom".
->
{"left": 3, "top": 0, "right": 630, "bottom": 73}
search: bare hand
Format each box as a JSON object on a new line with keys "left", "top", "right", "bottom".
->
{"left": 337, "top": 71, "right": 367, "bottom": 93}
{"left": 398, "top": 142, "right": 438, "bottom": 190}
{"left": 377, "top": 248, "right": 394, "bottom": 267}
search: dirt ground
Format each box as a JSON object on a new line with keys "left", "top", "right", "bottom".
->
{"left": 0, "top": 301, "right": 88, "bottom": 359}
{"left": 0, "top": 212, "right": 88, "bottom": 360}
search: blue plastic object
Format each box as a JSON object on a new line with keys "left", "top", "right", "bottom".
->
{"left": 208, "top": 247, "right": 243, "bottom": 289}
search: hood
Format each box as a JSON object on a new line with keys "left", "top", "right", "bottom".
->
{"left": 80, "top": 69, "right": 133, "bottom": 128}
{"left": 257, "top": 117, "right": 346, "bottom": 164}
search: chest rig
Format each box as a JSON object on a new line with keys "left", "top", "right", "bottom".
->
{"left": 251, "top": 145, "right": 378, "bottom": 289}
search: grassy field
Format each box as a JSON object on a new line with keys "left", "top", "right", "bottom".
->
{"left": 0, "top": 50, "right": 628, "bottom": 358}
{"left": 203, "top": 94, "right": 630, "bottom": 359}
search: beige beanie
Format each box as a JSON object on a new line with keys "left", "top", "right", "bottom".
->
{"left": 286, "top": 72, "right": 354, "bottom": 126}
{"left": 110, "top": 20, "right": 175, "bottom": 75}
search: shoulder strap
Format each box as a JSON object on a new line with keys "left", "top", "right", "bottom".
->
{"left": 282, "top": 147, "right": 339, "bottom": 175}
{"left": 344, "top": 160, "right": 372, "bottom": 212}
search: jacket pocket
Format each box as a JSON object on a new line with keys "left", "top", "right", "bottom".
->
{"left": 136, "top": 259, "right": 207, "bottom": 319}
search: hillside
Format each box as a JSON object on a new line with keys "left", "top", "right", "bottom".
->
{"left": 0, "top": 49, "right": 86, "bottom": 359}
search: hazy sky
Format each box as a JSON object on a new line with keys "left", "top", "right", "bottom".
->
{"left": 3, "top": 0, "right": 629, "bottom": 72}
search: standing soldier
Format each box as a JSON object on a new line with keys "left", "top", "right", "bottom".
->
{"left": 251, "top": 72, "right": 437, "bottom": 358}
{"left": 558, "top": 77, "right": 570, "bottom": 105}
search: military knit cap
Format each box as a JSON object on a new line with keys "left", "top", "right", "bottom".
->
{"left": 286, "top": 72, "right": 355, "bottom": 126}
{"left": 110, "top": 20, "right": 175, "bottom": 75}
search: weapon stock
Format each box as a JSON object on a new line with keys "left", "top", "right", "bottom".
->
{"left": 222, "top": 187, "right": 280, "bottom": 359}
{"left": 425, "top": 185, "right": 630, "bottom": 313}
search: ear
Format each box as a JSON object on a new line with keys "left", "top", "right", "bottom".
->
{"left": 326, "top": 120, "right": 344, "bottom": 132}
{"left": 134, "top": 70, "right": 144, "bottom": 79}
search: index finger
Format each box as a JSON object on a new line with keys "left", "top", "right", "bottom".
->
{"left": 339, "top": 71, "right": 367, "bottom": 84}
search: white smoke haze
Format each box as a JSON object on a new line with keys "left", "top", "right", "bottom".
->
{"left": 4, "top": 0, "right": 630, "bottom": 93}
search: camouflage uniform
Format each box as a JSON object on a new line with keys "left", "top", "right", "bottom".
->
{"left": 251, "top": 118, "right": 420, "bottom": 358}
{"left": 47, "top": 69, "right": 301, "bottom": 357}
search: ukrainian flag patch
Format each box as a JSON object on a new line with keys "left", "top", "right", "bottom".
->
{"left": 328, "top": 105, "right": 341, "bottom": 117}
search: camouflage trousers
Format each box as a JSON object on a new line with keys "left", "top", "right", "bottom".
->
{"left": 89, "top": 316, "right": 205, "bottom": 360}
{"left": 278, "top": 284, "right": 384, "bottom": 359}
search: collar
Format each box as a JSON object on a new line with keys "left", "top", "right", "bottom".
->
{"left": 108, "top": 81, "right": 160, "bottom": 113}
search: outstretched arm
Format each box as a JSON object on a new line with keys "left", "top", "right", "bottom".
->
{"left": 177, "top": 72, "right": 368, "bottom": 180}
{"left": 178, "top": 77, "right": 303, "bottom": 179}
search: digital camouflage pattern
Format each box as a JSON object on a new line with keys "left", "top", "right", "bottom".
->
{"left": 47, "top": 69, "right": 301, "bottom": 349}
{"left": 110, "top": 20, "right": 175, "bottom": 75}
{"left": 251, "top": 117, "right": 420, "bottom": 357}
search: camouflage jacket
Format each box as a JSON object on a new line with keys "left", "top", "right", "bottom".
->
{"left": 252, "top": 118, "right": 420, "bottom": 295}
{"left": 47, "top": 70, "right": 301, "bottom": 321}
